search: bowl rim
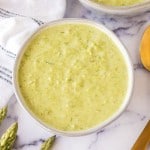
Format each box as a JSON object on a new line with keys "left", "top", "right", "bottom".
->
{"left": 13, "top": 18, "right": 134, "bottom": 137}
{"left": 78, "top": 0, "right": 150, "bottom": 15}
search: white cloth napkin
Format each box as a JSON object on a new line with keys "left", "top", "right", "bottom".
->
{"left": 0, "top": 0, "right": 66, "bottom": 108}
{"left": 0, "top": 0, "right": 66, "bottom": 22}
{"left": 0, "top": 17, "right": 40, "bottom": 108}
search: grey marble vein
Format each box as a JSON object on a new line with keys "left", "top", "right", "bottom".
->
{"left": 126, "top": 109, "right": 147, "bottom": 121}
{"left": 6, "top": 115, "right": 18, "bottom": 122}
{"left": 88, "top": 130, "right": 105, "bottom": 149}
{"left": 14, "top": 139, "right": 44, "bottom": 149}
{"left": 134, "top": 63, "right": 144, "bottom": 70}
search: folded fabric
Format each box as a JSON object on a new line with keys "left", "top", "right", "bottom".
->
{"left": 0, "top": 17, "right": 41, "bottom": 108}
{"left": 0, "top": 0, "right": 66, "bottom": 22}
{"left": 0, "top": 0, "right": 66, "bottom": 108}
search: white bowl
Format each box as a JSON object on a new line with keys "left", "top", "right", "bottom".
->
{"left": 79, "top": 0, "right": 150, "bottom": 15}
{"left": 13, "top": 19, "right": 134, "bottom": 136}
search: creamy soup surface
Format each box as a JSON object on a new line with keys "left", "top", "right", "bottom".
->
{"left": 18, "top": 23, "right": 128, "bottom": 131}
{"left": 91, "top": 0, "right": 144, "bottom": 6}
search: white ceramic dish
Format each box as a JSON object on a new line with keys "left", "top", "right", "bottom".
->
{"left": 13, "top": 19, "right": 134, "bottom": 137}
{"left": 79, "top": 0, "right": 150, "bottom": 15}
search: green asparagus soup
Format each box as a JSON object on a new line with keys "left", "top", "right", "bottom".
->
{"left": 18, "top": 23, "right": 128, "bottom": 131}
{"left": 91, "top": 0, "right": 144, "bottom": 6}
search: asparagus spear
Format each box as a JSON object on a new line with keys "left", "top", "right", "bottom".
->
{"left": 41, "top": 135, "right": 56, "bottom": 150}
{"left": 0, "top": 106, "right": 7, "bottom": 124}
{"left": 0, "top": 122, "right": 18, "bottom": 150}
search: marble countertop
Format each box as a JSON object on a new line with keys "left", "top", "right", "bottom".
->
{"left": 1, "top": 0, "right": 150, "bottom": 149}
